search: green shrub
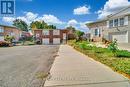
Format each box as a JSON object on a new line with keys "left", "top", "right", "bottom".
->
{"left": 85, "top": 46, "right": 93, "bottom": 50}
{"left": 5, "top": 35, "right": 15, "bottom": 43}
{"left": 115, "top": 50, "right": 130, "bottom": 58}
{"left": 94, "top": 47, "right": 108, "bottom": 53}
{"left": 108, "top": 39, "right": 118, "bottom": 52}
{"left": 79, "top": 43, "right": 87, "bottom": 50}
{"left": 82, "top": 41, "right": 90, "bottom": 44}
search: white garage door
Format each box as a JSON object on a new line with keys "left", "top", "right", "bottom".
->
{"left": 42, "top": 38, "right": 50, "bottom": 45}
{"left": 0, "top": 36, "right": 4, "bottom": 41}
{"left": 112, "top": 33, "right": 128, "bottom": 43}
{"left": 53, "top": 38, "right": 60, "bottom": 44}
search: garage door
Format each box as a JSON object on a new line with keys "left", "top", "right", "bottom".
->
{"left": 42, "top": 38, "right": 50, "bottom": 45}
{"left": 0, "top": 36, "right": 4, "bottom": 41}
{"left": 112, "top": 33, "right": 128, "bottom": 43}
{"left": 53, "top": 38, "right": 60, "bottom": 44}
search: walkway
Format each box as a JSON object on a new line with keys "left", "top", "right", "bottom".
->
{"left": 44, "top": 45, "right": 130, "bottom": 87}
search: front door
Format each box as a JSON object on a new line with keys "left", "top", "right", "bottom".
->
{"left": 63, "top": 33, "right": 67, "bottom": 40}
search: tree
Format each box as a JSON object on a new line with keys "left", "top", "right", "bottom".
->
{"left": 30, "top": 20, "right": 56, "bottom": 30}
{"left": 66, "top": 26, "right": 76, "bottom": 32}
{"left": 13, "top": 19, "right": 28, "bottom": 31}
{"left": 75, "top": 30, "right": 84, "bottom": 41}
{"left": 30, "top": 21, "right": 45, "bottom": 29}
{"left": 48, "top": 25, "right": 56, "bottom": 29}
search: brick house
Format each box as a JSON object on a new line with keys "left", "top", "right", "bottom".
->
{"left": 0, "top": 25, "right": 22, "bottom": 41}
{"left": 34, "top": 29, "right": 68, "bottom": 44}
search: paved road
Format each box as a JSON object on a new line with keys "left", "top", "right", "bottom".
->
{"left": 44, "top": 45, "right": 130, "bottom": 87}
{"left": 0, "top": 45, "right": 59, "bottom": 87}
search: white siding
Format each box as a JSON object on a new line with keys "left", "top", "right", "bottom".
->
{"left": 124, "top": 16, "right": 128, "bottom": 25}
{"left": 107, "top": 21, "right": 109, "bottom": 28}
{"left": 118, "top": 18, "right": 120, "bottom": 26}
{"left": 90, "top": 29, "right": 94, "bottom": 39}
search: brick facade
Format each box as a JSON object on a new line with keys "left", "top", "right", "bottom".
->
{"left": 34, "top": 29, "right": 68, "bottom": 44}
{"left": 0, "top": 25, "right": 22, "bottom": 41}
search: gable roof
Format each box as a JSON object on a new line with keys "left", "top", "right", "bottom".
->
{"left": 87, "top": 6, "right": 130, "bottom": 26}
{"left": 0, "top": 24, "right": 22, "bottom": 31}
{"left": 0, "top": 24, "right": 17, "bottom": 28}
{"left": 107, "top": 6, "right": 130, "bottom": 19}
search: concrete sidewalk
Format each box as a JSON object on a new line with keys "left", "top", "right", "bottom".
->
{"left": 44, "top": 45, "right": 130, "bottom": 87}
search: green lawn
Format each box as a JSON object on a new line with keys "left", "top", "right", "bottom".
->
{"left": 68, "top": 40, "right": 130, "bottom": 79}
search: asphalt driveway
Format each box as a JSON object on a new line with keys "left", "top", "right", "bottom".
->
{"left": 0, "top": 45, "right": 59, "bottom": 87}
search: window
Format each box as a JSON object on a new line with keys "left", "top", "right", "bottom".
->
{"left": 120, "top": 18, "right": 124, "bottom": 26}
{"left": 95, "top": 29, "right": 99, "bottom": 36}
{"left": 109, "top": 20, "right": 113, "bottom": 28}
{"left": 53, "top": 30, "right": 60, "bottom": 35}
{"left": 0, "top": 27, "right": 4, "bottom": 33}
{"left": 43, "top": 30, "right": 49, "bottom": 35}
{"left": 114, "top": 19, "right": 118, "bottom": 27}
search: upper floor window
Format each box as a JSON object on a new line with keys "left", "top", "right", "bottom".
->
{"left": 0, "top": 27, "right": 4, "bottom": 33}
{"left": 109, "top": 20, "right": 113, "bottom": 28}
{"left": 120, "top": 18, "right": 124, "bottom": 26}
{"left": 43, "top": 30, "right": 49, "bottom": 35}
{"left": 114, "top": 19, "right": 118, "bottom": 27}
{"left": 108, "top": 16, "right": 127, "bottom": 28}
{"left": 53, "top": 30, "right": 60, "bottom": 35}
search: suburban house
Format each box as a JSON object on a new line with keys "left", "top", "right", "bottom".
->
{"left": 34, "top": 29, "right": 68, "bottom": 44}
{"left": 87, "top": 6, "right": 130, "bottom": 43}
{"left": 0, "top": 25, "right": 22, "bottom": 41}
{"left": 87, "top": 20, "right": 107, "bottom": 42}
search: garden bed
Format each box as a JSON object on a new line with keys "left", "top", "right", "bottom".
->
{"left": 68, "top": 40, "right": 130, "bottom": 79}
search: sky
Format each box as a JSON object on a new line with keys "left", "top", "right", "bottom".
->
{"left": 1, "top": 0, "right": 130, "bottom": 32}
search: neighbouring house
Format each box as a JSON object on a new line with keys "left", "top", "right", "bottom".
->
{"left": 67, "top": 29, "right": 76, "bottom": 40}
{"left": 87, "top": 20, "right": 107, "bottom": 42}
{"left": 0, "top": 24, "right": 22, "bottom": 41}
{"left": 34, "top": 29, "right": 68, "bottom": 45}
{"left": 87, "top": 6, "right": 130, "bottom": 43}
